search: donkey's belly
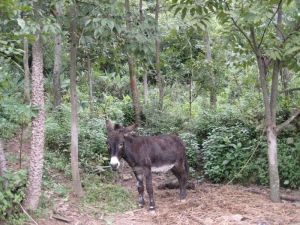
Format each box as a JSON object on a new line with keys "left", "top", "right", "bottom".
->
{"left": 151, "top": 164, "right": 174, "bottom": 173}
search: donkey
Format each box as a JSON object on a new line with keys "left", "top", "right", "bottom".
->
{"left": 106, "top": 120, "right": 189, "bottom": 210}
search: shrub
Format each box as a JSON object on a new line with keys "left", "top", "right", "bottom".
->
{"left": 0, "top": 170, "right": 27, "bottom": 225}
{"left": 45, "top": 104, "right": 109, "bottom": 172}
{"left": 179, "top": 132, "right": 199, "bottom": 169}
{"left": 202, "top": 123, "right": 258, "bottom": 184}
{"left": 202, "top": 122, "right": 300, "bottom": 189}
{"left": 79, "top": 117, "right": 109, "bottom": 170}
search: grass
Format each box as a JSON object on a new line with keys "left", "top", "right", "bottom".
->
{"left": 82, "top": 174, "right": 137, "bottom": 215}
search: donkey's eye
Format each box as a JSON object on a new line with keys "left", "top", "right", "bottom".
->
{"left": 118, "top": 143, "right": 123, "bottom": 149}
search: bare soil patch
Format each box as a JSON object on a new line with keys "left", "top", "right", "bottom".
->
{"left": 108, "top": 168, "right": 300, "bottom": 225}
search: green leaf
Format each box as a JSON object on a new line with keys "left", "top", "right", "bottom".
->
{"left": 174, "top": 7, "right": 182, "bottom": 16}
{"left": 181, "top": 7, "right": 187, "bottom": 19}
{"left": 17, "top": 18, "right": 25, "bottom": 29}
{"left": 190, "top": 8, "right": 196, "bottom": 17}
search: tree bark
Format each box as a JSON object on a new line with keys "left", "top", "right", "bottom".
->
{"left": 204, "top": 28, "right": 217, "bottom": 109}
{"left": 23, "top": 21, "right": 45, "bottom": 210}
{"left": 250, "top": 27, "right": 280, "bottom": 202}
{"left": 155, "top": 0, "right": 164, "bottom": 110}
{"left": 139, "top": 0, "right": 149, "bottom": 105}
{"left": 125, "top": 0, "right": 141, "bottom": 125}
{"left": 87, "top": 55, "right": 93, "bottom": 113}
{"left": 23, "top": 38, "right": 31, "bottom": 103}
{"left": 0, "top": 139, "right": 8, "bottom": 189}
{"left": 69, "top": 3, "right": 84, "bottom": 197}
{"left": 143, "top": 72, "right": 149, "bottom": 104}
{"left": 53, "top": 3, "right": 63, "bottom": 108}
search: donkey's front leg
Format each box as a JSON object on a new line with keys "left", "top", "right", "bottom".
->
{"left": 133, "top": 170, "right": 145, "bottom": 208}
{"left": 145, "top": 168, "right": 155, "bottom": 210}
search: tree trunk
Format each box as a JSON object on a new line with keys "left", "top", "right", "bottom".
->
{"left": 125, "top": 0, "right": 141, "bottom": 125}
{"left": 69, "top": 3, "right": 84, "bottom": 197}
{"left": 53, "top": 3, "right": 63, "bottom": 108}
{"left": 23, "top": 22, "right": 45, "bottom": 210}
{"left": 204, "top": 28, "right": 217, "bottom": 109}
{"left": 23, "top": 38, "right": 31, "bottom": 103}
{"left": 143, "top": 72, "right": 149, "bottom": 104}
{"left": 0, "top": 139, "right": 8, "bottom": 189}
{"left": 155, "top": 0, "right": 164, "bottom": 110}
{"left": 250, "top": 27, "right": 280, "bottom": 202}
{"left": 87, "top": 55, "right": 93, "bottom": 113}
{"left": 139, "top": 0, "right": 149, "bottom": 106}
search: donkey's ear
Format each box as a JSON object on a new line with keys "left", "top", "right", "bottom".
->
{"left": 123, "top": 124, "right": 138, "bottom": 133}
{"left": 106, "top": 120, "right": 114, "bottom": 132}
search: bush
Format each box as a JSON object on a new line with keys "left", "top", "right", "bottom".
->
{"left": 252, "top": 140, "right": 300, "bottom": 189}
{"left": 45, "top": 104, "right": 109, "bottom": 172}
{"left": 202, "top": 123, "right": 258, "bottom": 183}
{"left": 194, "top": 109, "right": 249, "bottom": 148}
{"left": 202, "top": 122, "right": 300, "bottom": 189}
{"left": 179, "top": 132, "right": 199, "bottom": 169}
{"left": 0, "top": 170, "right": 27, "bottom": 225}
{"left": 79, "top": 117, "right": 109, "bottom": 170}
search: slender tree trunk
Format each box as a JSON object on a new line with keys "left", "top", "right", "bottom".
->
{"left": 53, "top": 3, "right": 63, "bottom": 108}
{"left": 204, "top": 28, "right": 217, "bottom": 109}
{"left": 87, "top": 55, "right": 93, "bottom": 113}
{"left": 23, "top": 21, "right": 45, "bottom": 210}
{"left": 23, "top": 38, "right": 30, "bottom": 103}
{"left": 69, "top": 3, "right": 84, "bottom": 197}
{"left": 0, "top": 139, "right": 8, "bottom": 189}
{"left": 189, "top": 76, "right": 192, "bottom": 118}
{"left": 250, "top": 27, "right": 280, "bottom": 202}
{"left": 143, "top": 72, "right": 149, "bottom": 104}
{"left": 125, "top": 0, "right": 141, "bottom": 125}
{"left": 139, "top": 0, "right": 149, "bottom": 105}
{"left": 155, "top": 0, "right": 164, "bottom": 110}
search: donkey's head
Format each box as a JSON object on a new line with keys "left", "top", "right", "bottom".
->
{"left": 106, "top": 120, "right": 137, "bottom": 170}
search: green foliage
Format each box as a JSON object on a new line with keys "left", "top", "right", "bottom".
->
{"left": 45, "top": 104, "right": 71, "bottom": 154}
{"left": 78, "top": 117, "right": 109, "bottom": 170}
{"left": 82, "top": 175, "right": 136, "bottom": 214}
{"left": 201, "top": 122, "right": 300, "bottom": 188}
{"left": 179, "top": 132, "right": 199, "bottom": 169}
{"left": 45, "top": 104, "right": 110, "bottom": 172}
{"left": 259, "top": 140, "right": 300, "bottom": 189}
{"left": 0, "top": 170, "right": 27, "bottom": 225}
{"left": 202, "top": 123, "right": 258, "bottom": 183}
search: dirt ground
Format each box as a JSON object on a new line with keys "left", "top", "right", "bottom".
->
{"left": 35, "top": 168, "right": 300, "bottom": 225}
{"left": 6, "top": 136, "right": 300, "bottom": 225}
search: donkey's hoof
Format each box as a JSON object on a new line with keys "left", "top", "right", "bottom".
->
{"left": 138, "top": 203, "right": 144, "bottom": 208}
{"left": 149, "top": 207, "right": 156, "bottom": 215}
{"left": 179, "top": 199, "right": 187, "bottom": 203}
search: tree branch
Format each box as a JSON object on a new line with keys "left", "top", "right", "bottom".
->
{"left": 277, "top": 108, "right": 300, "bottom": 133}
{"left": 231, "top": 17, "right": 255, "bottom": 52}
{"left": 258, "top": 0, "right": 283, "bottom": 49}
{"left": 279, "top": 87, "right": 300, "bottom": 94}
{"left": 224, "top": 2, "right": 255, "bottom": 52}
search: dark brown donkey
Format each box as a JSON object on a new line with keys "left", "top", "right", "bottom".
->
{"left": 106, "top": 120, "right": 189, "bottom": 210}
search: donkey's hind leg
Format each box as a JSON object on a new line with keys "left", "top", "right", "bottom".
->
{"left": 133, "top": 168, "right": 145, "bottom": 208}
{"left": 171, "top": 163, "right": 187, "bottom": 200}
{"left": 144, "top": 167, "right": 155, "bottom": 210}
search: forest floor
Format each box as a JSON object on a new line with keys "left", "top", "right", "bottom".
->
{"left": 6, "top": 135, "right": 300, "bottom": 225}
